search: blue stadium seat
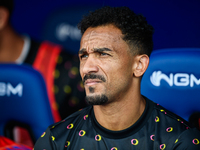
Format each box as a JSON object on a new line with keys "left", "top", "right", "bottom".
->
{"left": 141, "top": 48, "right": 200, "bottom": 127}
{"left": 41, "top": 5, "right": 99, "bottom": 54}
{"left": 0, "top": 64, "right": 54, "bottom": 143}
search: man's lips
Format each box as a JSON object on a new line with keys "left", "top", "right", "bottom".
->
{"left": 84, "top": 79, "right": 102, "bottom": 86}
{"left": 83, "top": 74, "right": 106, "bottom": 85}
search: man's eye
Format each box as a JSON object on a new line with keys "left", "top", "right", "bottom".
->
{"left": 100, "top": 53, "right": 108, "bottom": 56}
{"left": 80, "top": 54, "right": 88, "bottom": 59}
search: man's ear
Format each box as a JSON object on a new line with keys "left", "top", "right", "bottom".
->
{"left": 0, "top": 7, "right": 9, "bottom": 30}
{"left": 133, "top": 54, "right": 149, "bottom": 77}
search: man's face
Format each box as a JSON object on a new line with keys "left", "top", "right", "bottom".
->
{"left": 79, "top": 24, "right": 135, "bottom": 105}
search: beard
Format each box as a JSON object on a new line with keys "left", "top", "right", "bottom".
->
{"left": 85, "top": 94, "right": 108, "bottom": 105}
{"left": 83, "top": 73, "right": 108, "bottom": 105}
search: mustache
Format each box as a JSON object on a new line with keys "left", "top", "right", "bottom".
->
{"left": 83, "top": 74, "right": 106, "bottom": 84}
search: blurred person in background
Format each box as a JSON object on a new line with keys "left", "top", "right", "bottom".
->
{"left": 0, "top": 136, "right": 32, "bottom": 150}
{"left": 0, "top": 0, "right": 87, "bottom": 121}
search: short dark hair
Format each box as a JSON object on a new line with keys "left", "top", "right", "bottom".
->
{"left": 78, "top": 6, "right": 154, "bottom": 56}
{"left": 0, "top": 0, "right": 14, "bottom": 15}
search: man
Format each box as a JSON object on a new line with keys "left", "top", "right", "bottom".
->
{"left": 34, "top": 6, "right": 200, "bottom": 149}
{"left": 0, "top": 0, "right": 87, "bottom": 120}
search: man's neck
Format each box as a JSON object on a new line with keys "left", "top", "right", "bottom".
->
{"left": 0, "top": 26, "right": 24, "bottom": 63}
{"left": 93, "top": 93, "right": 146, "bottom": 131}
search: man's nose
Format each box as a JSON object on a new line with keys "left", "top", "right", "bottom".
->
{"left": 82, "top": 55, "right": 99, "bottom": 75}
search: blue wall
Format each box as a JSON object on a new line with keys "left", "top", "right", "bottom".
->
{"left": 11, "top": 0, "right": 200, "bottom": 54}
